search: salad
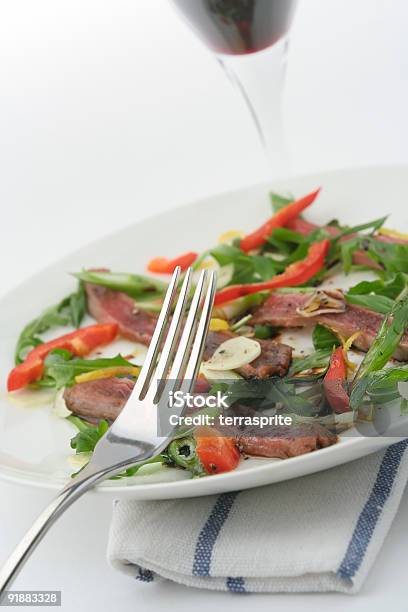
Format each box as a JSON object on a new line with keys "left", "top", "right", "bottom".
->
{"left": 6, "top": 187, "right": 408, "bottom": 479}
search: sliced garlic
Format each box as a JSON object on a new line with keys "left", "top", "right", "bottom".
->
{"left": 204, "top": 337, "right": 261, "bottom": 371}
{"left": 200, "top": 363, "right": 242, "bottom": 381}
{"left": 296, "top": 289, "right": 346, "bottom": 318}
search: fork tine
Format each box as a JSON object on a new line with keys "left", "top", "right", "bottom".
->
{"left": 183, "top": 269, "right": 217, "bottom": 388}
{"left": 143, "top": 268, "right": 193, "bottom": 403}
{"left": 166, "top": 269, "right": 211, "bottom": 388}
{"left": 133, "top": 266, "right": 180, "bottom": 399}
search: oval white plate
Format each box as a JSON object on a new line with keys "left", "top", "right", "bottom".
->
{"left": 1, "top": 165, "right": 408, "bottom": 500}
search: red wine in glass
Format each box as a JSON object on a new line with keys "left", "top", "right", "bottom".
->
{"left": 172, "top": 0, "right": 299, "bottom": 176}
{"left": 172, "top": 0, "right": 297, "bottom": 55}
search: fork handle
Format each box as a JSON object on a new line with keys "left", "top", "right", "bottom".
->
{"left": 0, "top": 469, "right": 103, "bottom": 594}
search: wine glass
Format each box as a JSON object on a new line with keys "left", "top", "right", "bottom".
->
{"left": 171, "top": 0, "right": 299, "bottom": 177}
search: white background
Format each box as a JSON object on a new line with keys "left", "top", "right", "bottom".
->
{"left": 1, "top": 0, "right": 408, "bottom": 610}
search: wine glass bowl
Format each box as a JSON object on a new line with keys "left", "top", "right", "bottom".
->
{"left": 171, "top": 0, "right": 299, "bottom": 177}
{"left": 172, "top": 0, "right": 298, "bottom": 56}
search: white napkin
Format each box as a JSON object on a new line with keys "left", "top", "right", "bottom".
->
{"left": 108, "top": 440, "right": 408, "bottom": 593}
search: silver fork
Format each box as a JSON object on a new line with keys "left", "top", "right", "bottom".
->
{"left": 0, "top": 266, "right": 217, "bottom": 593}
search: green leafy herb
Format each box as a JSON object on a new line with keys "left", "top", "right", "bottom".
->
{"left": 289, "top": 349, "right": 332, "bottom": 376}
{"left": 331, "top": 216, "right": 387, "bottom": 242}
{"left": 14, "top": 283, "right": 86, "bottom": 364}
{"left": 269, "top": 192, "right": 293, "bottom": 212}
{"left": 312, "top": 324, "right": 341, "bottom": 351}
{"left": 73, "top": 270, "right": 167, "bottom": 300}
{"left": 43, "top": 350, "right": 136, "bottom": 389}
{"left": 345, "top": 294, "right": 394, "bottom": 315}
{"left": 210, "top": 244, "right": 279, "bottom": 284}
{"left": 350, "top": 289, "right": 408, "bottom": 408}
{"left": 347, "top": 273, "right": 406, "bottom": 299}
{"left": 68, "top": 416, "right": 109, "bottom": 453}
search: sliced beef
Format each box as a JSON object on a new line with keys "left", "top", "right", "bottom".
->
{"left": 85, "top": 283, "right": 293, "bottom": 378}
{"left": 204, "top": 330, "right": 293, "bottom": 379}
{"left": 252, "top": 292, "right": 408, "bottom": 361}
{"left": 85, "top": 283, "right": 157, "bottom": 346}
{"left": 64, "top": 377, "right": 135, "bottom": 421}
{"left": 237, "top": 422, "right": 337, "bottom": 459}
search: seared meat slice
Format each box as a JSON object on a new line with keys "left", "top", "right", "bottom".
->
{"left": 64, "top": 377, "right": 135, "bottom": 421}
{"left": 205, "top": 331, "right": 293, "bottom": 378}
{"left": 85, "top": 283, "right": 293, "bottom": 378}
{"left": 252, "top": 292, "right": 408, "bottom": 361}
{"left": 252, "top": 292, "right": 307, "bottom": 328}
{"left": 237, "top": 422, "right": 337, "bottom": 459}
{"left": 85, "top": 283, "right": 157, "bottom": 346}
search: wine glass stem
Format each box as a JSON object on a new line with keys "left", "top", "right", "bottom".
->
{"left": 217, "top": 37, "right": 289, "bottom": 179}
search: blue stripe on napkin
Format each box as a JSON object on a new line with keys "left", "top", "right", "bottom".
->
{"left": 136, "top": 567, "right": 155, "bottom": 582}
{"left": 193, "top": 492, "right": 239, "bottom": 576}
{"left": 226, "top": 577, "right": 246, "bottom": 592}
{"left": 338, "top": 439, "right": 408, "bottom": 580}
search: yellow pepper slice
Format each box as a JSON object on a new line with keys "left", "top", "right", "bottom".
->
{"left": 75, "top": 366, "right": 140, "bottom": 384}
{"left": 209, "top": 318, "right": 230, "bottom": 332}
{"left": 218, "top": 230, "right": 244, "bottom": 244}
{"left": 377, "top": 228, "right": 408, "bottom": 241}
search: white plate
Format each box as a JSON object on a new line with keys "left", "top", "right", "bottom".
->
{"left": 1, "top": 165, "right": 408, "bottom": 500}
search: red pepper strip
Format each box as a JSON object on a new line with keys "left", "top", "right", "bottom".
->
{"left": 323, "top": 346, "right": 350, "bottom": 414}
{"left": 7, "top": 323, "right": 118, "bottom": 392}
{"left": 195, "top": 428, "right": 240, "bottom": 475}
{"left": 239, "top": 187, "right": 321, "bottom": 253}
{"left": 214, "top": 239, "right": 330, "bottom": 306}
{"left": 147, "top": 252, "right": 198, "bottom": 274}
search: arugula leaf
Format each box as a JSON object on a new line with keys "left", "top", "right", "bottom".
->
{"left": 74, "top": 270, "right": 167, "bottom": 300}
{"left": 331, "top": 216, "right": 387, "bottom": 242}
{"left": 288, "top": 349, "right": 332, "bottom": 376}
{"left": 14, "top": 283, "right": 86, "bottom": 364}
{"left": 69, "top": 283, "right": 86, "bottom": 327}
{"left": 210, "top": 244, "right": 280, "bottom": 285}
{"left": 347, "top": 273, "right": 406, "bottom": 299}
{"left": 43, "top": 350, "right": 136, "bottom": 389}
{"left": 339, "top": 237, "right": 361, "bottom": 274}
{"left": 366, "top": 240, "right": 408, "bottom": 274}
{"left": 269, "top": 192, "right": 293, "bottom": 212}
{"left": 312, "top": 324, "right": 341, "bottom": 351}
{"left": 345, "top": 294, "right": 394, "bottom": 315}
{"left": 68, "top": 416, "right": 109, "bottom": 453}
